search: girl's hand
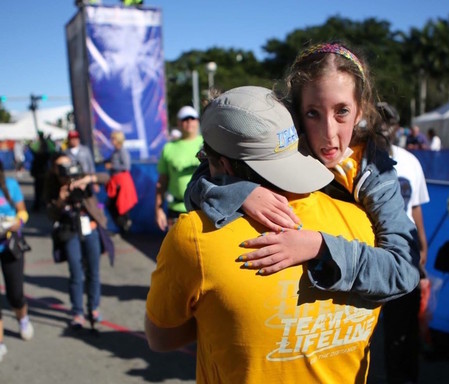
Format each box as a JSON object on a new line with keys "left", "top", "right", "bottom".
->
{"left": 70, "top": 176, "right": 91, "bottom": 190}
{"left": 237, "top": 229, "right": 324, "bottom": 275}
{"left": 242, "top": 186, "right": 300, "bottom": 232}
{"left": 8, "top": 217, "right": 22, "bottom": 232}
{"left": 59, "top": 184, "right": 70, "bottom": 201}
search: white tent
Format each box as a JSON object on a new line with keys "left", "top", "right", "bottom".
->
{"left": 412, "top": 102, "right": 449, "bottom": 149}
{"left": 0, "top": 105, "right": 72, "bottom": 141}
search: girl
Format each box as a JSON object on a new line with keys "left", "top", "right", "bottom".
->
{"left": 185, "top": 42, "right": 420, "bottom": 301}
{"left": 0, "top": 161, "right": 33, "bottom": 362}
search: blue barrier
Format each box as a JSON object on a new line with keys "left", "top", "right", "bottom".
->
{"left": 411, "top": 149, "right": 449, "bottom": 183}
{"left": 0, "top": 150, "right": 15, "bottom": 170}
{"left": 413, "top": 149, "right": 449, "bottom": 334}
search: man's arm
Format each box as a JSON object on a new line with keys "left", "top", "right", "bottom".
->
{"left": 144, "top": 313, "right": 197, "bottom": 352}
{"left": 155, "top": 174, "right": 168, "bottom": 231}
{"left": 411, "top": 205, "right": 428, "bottom": 268}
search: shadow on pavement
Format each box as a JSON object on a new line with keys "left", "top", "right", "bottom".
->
{"left": 60, "top": 327, "right": 196, "bottom": 382}
{"left": 118, "top": 232, "right": 165, "bottom": 263}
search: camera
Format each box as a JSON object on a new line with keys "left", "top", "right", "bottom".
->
{"left": 57, "top": 161, "right": 91, "bottom": 205}
{"left": 58, "top": 162, "right": 84, "bottom": 179}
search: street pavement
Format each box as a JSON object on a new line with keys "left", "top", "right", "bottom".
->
{"left": 1, "top": 171, "right": 449, "bottom": 383}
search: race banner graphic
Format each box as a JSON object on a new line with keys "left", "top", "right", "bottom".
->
{"left": 84, "top": 5, "right": 167, "bottom": 161}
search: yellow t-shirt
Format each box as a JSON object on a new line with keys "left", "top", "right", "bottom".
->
{"left": 147, "top": 191, "right": 379, "bottom": 384}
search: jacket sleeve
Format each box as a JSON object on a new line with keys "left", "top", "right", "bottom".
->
{"left": 185, "top": 161, "right": 259, "bottom": 228}
{"left": 307, "top": 164, "right": 421, "bottom": 302}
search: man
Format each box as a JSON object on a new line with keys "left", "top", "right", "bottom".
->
{"left": 371, "top": 102, "right": 430, "bottom": 384}
{"left": 29, "top": 131, "right": 54, "bottom": 211}
{"left": 146, "top": 86, "right": 381, "bottom": 383}
{"left": 65, "top": 130, "right": 96, "bottom": 175}
{"left": 154, "top": 105, "right": 202, "bottom": 231}
{"left": 406, "top": 125, "right": 429, "bottom": 150}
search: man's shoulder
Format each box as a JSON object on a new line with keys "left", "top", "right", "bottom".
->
{"left": 392, "top": 145, "right": 420, "bottom": 164}
{"left": 296, "top": 192, "right": 368, "bottom": 220}
{"left": 173, "top": 209, "right": 252, "bottom": 237}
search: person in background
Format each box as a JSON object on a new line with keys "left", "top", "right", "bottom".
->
{"left": 29, "top": 131, "right": 54, "bottom": 211}
{"left": 104, "top": 131, "right": 138, "bottom": 233}
{"left": 0, "top": 160, "right": 34, "bottom": 363}
{"left": 154, "top": 106, "right": 202, "bottom": 231}
{"left": 369, "top": 102, "right": 430, "bottom": 384}
{"left": 427, "top": 128, "right": 441, "bottom": 151}
{"left": 13, "top": 140, "right": 25, "bottom": 179}
{"left": 65, "top": 130, "right": 99, "bottom": 194}
{"left": 145, "top": 86, "right": 381, "bottom": 383}
{"left": 45, "top": 154, "right": 113, "bottom": 329}
{"left": 406, "top": 125, "right": 429, "bottom": 150}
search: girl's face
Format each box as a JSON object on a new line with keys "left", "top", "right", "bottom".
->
{"left": 301, "top": 70, "right": 362, "bottom": 168}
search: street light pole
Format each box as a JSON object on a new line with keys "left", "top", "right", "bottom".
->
{"left": 206, "top": 61, "right": 217, "bottom": 92}
{"left": 192, "top": 70, "right": 200, "bottom": 116}
{"left": 29, "top": 94, "right": 47, "bottom": 134}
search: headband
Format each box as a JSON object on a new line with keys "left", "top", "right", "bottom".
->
{"left": 298, "top": 43, "right": 365, "bottom": 83}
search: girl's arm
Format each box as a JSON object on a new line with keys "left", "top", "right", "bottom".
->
{"left": 239, "top": 165, "right": 421, "bottom": 302}
{"left": 185, "top": 160, "right": 298, "bottom": 229}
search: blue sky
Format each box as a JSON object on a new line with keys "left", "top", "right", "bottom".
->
{"left": 1, "top": 0, "right": 448, "bottom": 113}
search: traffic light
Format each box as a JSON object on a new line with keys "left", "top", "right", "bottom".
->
{"left": 29, "top": 94, "right": 47, "bottom": 111}
{"left": 0, "top": 96, "right": 6, "bottom": 103}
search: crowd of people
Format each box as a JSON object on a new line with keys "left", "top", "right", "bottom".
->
{"left": 0, "top": 129, "right": 134, "bottom": 360}
{"left": 0, "top": 39, "right": 446, "bottom": 383}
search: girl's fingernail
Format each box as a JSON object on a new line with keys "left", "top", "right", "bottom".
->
{"left": 257, "top": 269, "right": 265, "bottom": 275}
{"left": 296, "top": 224, "right": 303, "bottom": 230}
{"left": 239, "top": 241, "right": 248, "bottom": 247}
{"left": 259, "top": 232, "right": 267, "bottom": 237}
{"left": 237, "top": 255, "right": 247, "bottom": 261}
{"left": 244, "top": 262, "right": 253, "bottom": 268}
{"left": 277, "top": 227, "right": 285, "bottom": 233}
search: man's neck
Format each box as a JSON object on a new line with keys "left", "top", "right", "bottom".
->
{"left": 181, "top": 132, "right": 198, "bottom": 141}
{"left": 284, "top": 192, "right": 310, "bottom": 201}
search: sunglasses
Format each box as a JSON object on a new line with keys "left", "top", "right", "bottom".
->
{"left": 196, "top": 147, "right": 208, "bottom": 163}
{"left": 181, "top": 116, "right": 197, "bottom": 122}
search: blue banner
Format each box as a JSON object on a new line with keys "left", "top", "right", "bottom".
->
{"left": 85, "top": 5, "right": 167, "bottom": 162}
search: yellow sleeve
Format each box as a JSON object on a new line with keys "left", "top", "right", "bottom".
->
{"left": 146, "top": 214, "right": 202, "bottom": 328}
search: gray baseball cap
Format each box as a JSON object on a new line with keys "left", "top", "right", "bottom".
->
{"left": 200, "top": 86, "right": 334, "bottom": 193}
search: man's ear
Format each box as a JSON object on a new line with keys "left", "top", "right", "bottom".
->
{"left": 219, "top": 156, "right": 235, "bottom": 176}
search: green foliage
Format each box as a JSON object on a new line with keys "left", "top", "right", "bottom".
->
{"left": 0, "top": 104, "right": 11, "bottom": 123}
{"left": 165, "top": 47, "right": 270, "bottom": 126}
{"left": 165, "top": 15, "right": 449, "bottom": 127}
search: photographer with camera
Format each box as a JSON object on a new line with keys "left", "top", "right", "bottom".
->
{"left": 45, "top": 153, "right": 113, "bottom": 329}
{"left": 0, "top": 160, "right": 34, "bottom": 363}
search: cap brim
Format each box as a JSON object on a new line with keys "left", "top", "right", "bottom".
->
{"left": 245, "top": 153, "right": 334, "bottom": 194}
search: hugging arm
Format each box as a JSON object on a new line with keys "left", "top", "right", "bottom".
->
{"left": 239, "top": 165, "right": 420, "bottom": 302}
{"left": 185, "top": 161, "right": 299, "bottom": 230}
{"left": 185, "top": 160, "right": 259, "bottom": 227}
{"left": 308, "top": 164, "right": 420, "bottom": 301}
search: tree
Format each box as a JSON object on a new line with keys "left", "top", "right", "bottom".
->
{"left": 164, "top": 15, "right": 449, "bottom": 127}
{"left": 165, "top": 48, "right": 269, "bottom": 126}
{"left": 402, "top": 17, "right": 449, "bottom": 116}
{"left": 0, "top": 104, "right": 11, "bottom": 123}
